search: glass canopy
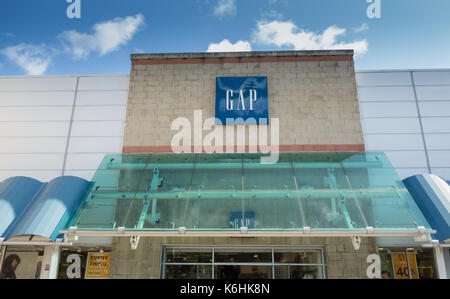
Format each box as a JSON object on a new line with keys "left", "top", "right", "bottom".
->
{"left": 71, "top": 152, "right": 431, "bottom": 233}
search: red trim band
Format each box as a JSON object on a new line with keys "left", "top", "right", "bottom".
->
{"left": 123, "top": 144, "right": 365, "bottom": 154}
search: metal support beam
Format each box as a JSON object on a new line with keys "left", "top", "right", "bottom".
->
{"left": 90, "top": 188, "right": 408, "bottom": 201}
{"left": 106, "top": 161, "right": 383, "bottom": 170}
{"left": 59, "top": 228, "right": 436, "bottom": 238}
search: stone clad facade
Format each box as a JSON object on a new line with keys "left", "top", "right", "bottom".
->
{"left": 109, "top": 236, "right": 377, "bottom": 279}
{"left": 124, "top": 50, "right": 364, "bottom": 153}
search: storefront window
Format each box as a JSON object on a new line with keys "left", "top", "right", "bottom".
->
{"left": 0, "top": 246, "right": 44, "bottom": 279}
{"left": 416, "top": 249, "right": 438, "bottom": 279}
{"left": 57, "top": 247, "right": 111, "bottom": 279}
{"left": 162, "top": 246, "right": 326, "bottom": 279}
{"left": 378, "top": 248, "right": 438, "bottom": 279}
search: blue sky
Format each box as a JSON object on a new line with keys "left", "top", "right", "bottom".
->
{"left": 1, "top": 0, "right": 450, "bottom": 75}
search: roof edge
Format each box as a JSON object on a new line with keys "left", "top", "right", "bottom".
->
{"left": 130, "top": 50, "right": 354, "bottom": 60}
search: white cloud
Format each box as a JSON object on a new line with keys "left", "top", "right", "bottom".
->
{"left": 354, "top": 23, "right": 369, "bottom": 33}
{"left": 214, "top": 0, "right": 236, "bottom": 17}
{"left": 60, "top": 13, "right": 145, "bottom": 59}
{"left": 207, "top": 39, "right": 252, "bottom": 52}
{"left": 253, "top": 20, "right": 368, "bottom": 56}
{"left": 1, "top": 43, "right": 52, "bottom": 75}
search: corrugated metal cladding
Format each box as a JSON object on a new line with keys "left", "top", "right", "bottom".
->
{"left": 403, "top": 174, "right": 450, "bottom": 242}
{"left": 0, "top": 176, "right": 90, "bottom": 240}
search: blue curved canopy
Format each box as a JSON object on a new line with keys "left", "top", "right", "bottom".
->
{"left": 403, "top": 174, "right": 450, "bottom": 242}
{"left": 0, "top": 176, "right": 90, "bottom": 241}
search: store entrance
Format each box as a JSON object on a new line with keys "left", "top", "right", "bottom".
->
{"left": 162, "top": 246, "right": 327, "bottom": 279}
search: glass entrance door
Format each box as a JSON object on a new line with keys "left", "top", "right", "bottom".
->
{"left": 162, "top": 246, "right": 327, "bottom": 279}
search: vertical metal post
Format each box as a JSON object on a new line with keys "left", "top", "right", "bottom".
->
{"left": 241, "top": 154, "right": 245, "bottom": 228}
{"left": 405, "top": 248, "right": 412, "bottom": 279}
{"left": 0, "top": 244, "right": 6, "bottom": 272}
{"left": 272, "top": 249, "right": 275, "bottom": 279}
{"left": 40, "top": 245, "right": 61, "bottom": 279}
{"left": 289, "top": 153, "right": 306, "bottom": 227}
{"left": 340, "top": 161, "right": 369, "bottom": 227}
{"left": 433, "top": 242, "right": 448, "bottom": 279}
{"left": 212, "top": 248, "right": 215, "bottom": 279}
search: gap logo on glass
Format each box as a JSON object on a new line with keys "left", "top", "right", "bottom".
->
{"left": 215, "top": 77, "right": 269, "bottom": 125}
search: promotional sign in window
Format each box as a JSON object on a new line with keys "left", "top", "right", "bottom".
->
{"left": 215, "top": 77, "right": 269, "bottom": 125}
{"left": 391, "top": 252, "right": 419, "bottom": 279}
{"left": 85, "top": 252, "right": 111, "bottom": 279}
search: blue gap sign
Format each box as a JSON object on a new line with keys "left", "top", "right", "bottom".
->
{"left": 215, "top": 77, "right": 269, "bottom": 125}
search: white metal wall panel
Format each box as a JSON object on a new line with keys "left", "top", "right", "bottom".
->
{"left": 72, "top": 106, "right": 127, "bottom": 121}
{"left": 416, "top": 86, "right": 450, "bottom": 101}
{"left": 362, "top": 118, "right": 421, "bottom": 134}
{"left": 0, "top": 122, "right": 69, "bottom": 137}
{"left": 419, "top": 102, "right": 450, "bottom": 117}
{"left": 0, "top": 75, "right": 129, "bottom": 182}
{"left": 359, "top": 102, "right": 418, "bottom": 118}
{"left": 356, "top": 72, "right": 412, "bottom": 86}
{"left": 76, "top": 91, "right": 128, "bottom": 106}
{"left": 422, "top": 118, "right": 450, "bottom": 133}
{"left": 413, "top": 71, "right": 450, "bottom": 85}
{"left": 71, "top": 121, "right": 124, "bottom": 137}
{"left": 0, "top": 91, "right": 75, "bottom": 106}
{"left": 67, "top": 137, "right": 123, "bottom": 153}
{"left": 0, "top": 76, "right": 77, "bottom": 91}
{"left": 0, "top": 154, "right": 65, "bottom": 170}
{"left": 425, "top": 134, "right": 450, "bottom": 150}
{"left": 357, "top": 86, "right": 415, "bottom": 102}
{"left": 78, "top": 76, "right": 130, "bottom": 91}
{"left": 0, "top": 138, "right": 67, "bottom": 153}
{"left": 364, "top": 134, "right": 425, "bottom": 151}
{"left": 357, "top": 70, "right": 450, "bottom": 180}
{"left": 0, "top": 106, "right": 73, "bottom": 121}
{"left": 428, "top": 151, "right": 450, "bottom": 168}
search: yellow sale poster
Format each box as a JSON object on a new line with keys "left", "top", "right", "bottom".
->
{"left": 391, "top": 252, "right": 419, "bottom": 279}
{"left": 85, "top": 252, "right": 111, "bottom": 279}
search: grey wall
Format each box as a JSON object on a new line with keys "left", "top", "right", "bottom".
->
{"left": 0, "top": 75, "right": 128, "bottom": 181}
{"left": 356, "top": 70, "right": 450, "bottom": 180}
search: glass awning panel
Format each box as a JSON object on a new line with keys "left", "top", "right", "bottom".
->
{"left": 71, "top": 152, "right": 431, "bottom": 233}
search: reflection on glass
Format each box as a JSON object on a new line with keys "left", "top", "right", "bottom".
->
{"left": 216, "top": 265, "right": 272, "bottom": 279}
{"left": 214, "top": 249, "right": 272, "bottom": 263}
{"left": 274, "top": 250, "right": 321, "bottom": 264}
{"left": 165, "top": 265, "right": 212, "bottom": 279}
{"left": 416, "top": 249, "right": 438, "bottom": 279}
{"left": 274, "top": 266, "right": 323, "bottom": 279}
{"left": 165, "top": 249, "right": 212, "bottom": 264}
{"left": 162, "top": 247, "right": 327, "bottom": 279}
{"left": 73, "top": 152, "right": 431, "bottom": 232}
